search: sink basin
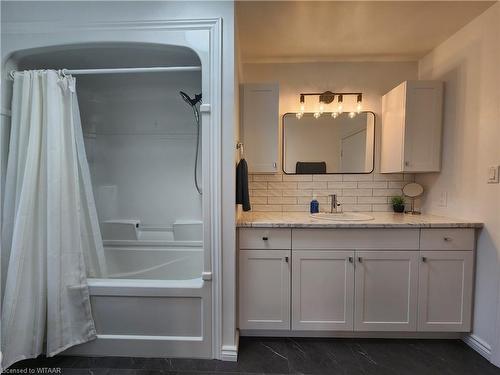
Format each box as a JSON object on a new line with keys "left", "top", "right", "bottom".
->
{"left": 310, "top": 212, "right": 374, "bottom": 221}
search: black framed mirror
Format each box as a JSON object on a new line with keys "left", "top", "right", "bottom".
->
{"left": 282, "top": 111, "right": 375, "bottom": 174}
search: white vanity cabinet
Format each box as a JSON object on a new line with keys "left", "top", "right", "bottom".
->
{"left": 292, "top": 250, "right": 355, "bottom": 330}
{"left": 417, "top": 229, "right": 475, "bottom": 332}
{"left": 354, "top": 251, "right": 419, "bottom": 331}
{"left": 241, "top": 83, "right": 279, "bottom": 173}
{"left": 238, "top": 226, "right": 475, "bottom": 335}
{"left": 238, "top": 228, "right": 291, "bottom": 330}
{"left": 381, "top": 80, "right": 443, "bottom": 173}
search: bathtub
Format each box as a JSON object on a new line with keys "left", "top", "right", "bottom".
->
{"left": 66, "top": 221, "right": 212, "bottom": 358}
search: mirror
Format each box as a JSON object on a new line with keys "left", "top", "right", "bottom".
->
{"left": 282, "top": 111, "right": 375, "bottom": 174}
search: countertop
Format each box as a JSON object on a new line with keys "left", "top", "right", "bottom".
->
{"left": 237, "top": 211, "right": 483, "bottom": 229}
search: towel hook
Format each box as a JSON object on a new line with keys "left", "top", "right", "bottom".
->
{"left": 236, "top": 142, "right": 244, "bottom": 158}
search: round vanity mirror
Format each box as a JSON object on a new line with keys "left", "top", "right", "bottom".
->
{"left": 403, "top": 182, "right": 424, "bottom": 215}
{"left": 403, "top": 182, "right": 424, "bottom": 198}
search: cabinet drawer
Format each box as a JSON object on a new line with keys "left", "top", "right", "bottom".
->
{"left": 420, "top": 229, "right": 474, "bottom": 251}
{"left": 292, "top": 229, "right": 419, "bottom": 250}
{"left": 239, "top": 228, "right": 291, "bottom": 250}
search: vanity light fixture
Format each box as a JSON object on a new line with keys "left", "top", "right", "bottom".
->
{"left": 297, "top": 91, "right": 362, "bottom": 118}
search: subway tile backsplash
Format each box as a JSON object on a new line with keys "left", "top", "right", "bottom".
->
{"left": 249, "top": 173, "right": 414, "bottom": 212}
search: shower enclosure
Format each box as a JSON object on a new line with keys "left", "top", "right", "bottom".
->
{"left": 1, "top": 17, "right": 223, "bottom": 360}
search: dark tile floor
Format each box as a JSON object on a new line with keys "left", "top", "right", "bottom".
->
{"left": 6, "top": 337, "right": 500, "bottom": 375}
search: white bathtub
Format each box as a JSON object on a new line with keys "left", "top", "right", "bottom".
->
{"left": 66, "top": 228, "right": 212, "bottom": 358}
{"left": 103, "top": 241, "right": 203, "bottom": 280}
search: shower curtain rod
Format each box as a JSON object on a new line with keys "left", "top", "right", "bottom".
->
{"left": 9, "top": 66, "right": 201, "bottom": 79}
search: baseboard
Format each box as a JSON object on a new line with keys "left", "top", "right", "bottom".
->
{"left": 462, "top": 334, "right": 492, "bottom": 360}
{"left": 220, "top": 331, "right": 239, "bottom": 362}
{"left": 240, "top": 330, "right": 461, "bottom": 339}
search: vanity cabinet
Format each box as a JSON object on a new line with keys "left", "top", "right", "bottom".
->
{"left": 241, "top": 83, "right": 279, "bottom": 173}
{"left": 354, "top": 251, "right": 419, "bottom": 331}
{"left": 238, "top": 249, "right": 290, "bottom": 330}
{"left": 292, "top": 250, "right": 355, "bottom": 330}
{"left": 381, "top": 80, "right": 443, "bottom": 173}
{"left": 238, "top": 228, "right": 292, "bottom": 330}
{"left": 418, "top": 251, "right": 473, "bottom": 332}
{"left": 238, "top": 227, "right": 475, "bottom": 335}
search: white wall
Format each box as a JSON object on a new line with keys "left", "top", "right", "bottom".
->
{"left": 1, "top": 0, "right": 237, "bottom": 359}
{"left": 417, "top": 2, "right": 500, "bottom": 362}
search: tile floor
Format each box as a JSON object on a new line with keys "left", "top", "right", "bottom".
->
{"left": 6, "top": 337, "right": 500, "bottom": 375}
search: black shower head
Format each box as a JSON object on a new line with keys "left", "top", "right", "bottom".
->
{"left": 179, "top": 91, "right": 202, "bottom": 106}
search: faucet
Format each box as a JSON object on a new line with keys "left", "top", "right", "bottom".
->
{"left": 329, "top": 194, "right": 341, "bottom": 213}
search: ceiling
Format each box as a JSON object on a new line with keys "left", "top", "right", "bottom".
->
{"left": 236, "top": 1, "right": 496, "bottom": 63}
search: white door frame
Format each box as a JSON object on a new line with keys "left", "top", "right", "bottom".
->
{"left": 1, "top": 18, "right": 223, "bottom": 360}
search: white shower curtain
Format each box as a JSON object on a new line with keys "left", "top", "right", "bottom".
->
{"left": 1, "top": 70, "right": 106, "bottom": 369}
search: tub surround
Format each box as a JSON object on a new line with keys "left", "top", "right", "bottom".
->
{"left": 237, "top": 211, "right": 482, "bottom": 228}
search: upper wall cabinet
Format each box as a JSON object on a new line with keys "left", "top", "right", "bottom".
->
{"left": 381, "top": 81, "right": 443, "bottom": 173}
{"left": 241, "top": 83, "right": 279, "bottom": 173}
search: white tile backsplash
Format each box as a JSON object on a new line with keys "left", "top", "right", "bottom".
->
{"left": 249, "top": 173, "right": 414, "bottom": 212}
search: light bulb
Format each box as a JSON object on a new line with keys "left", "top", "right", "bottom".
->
{"left": 313, "top": 112, "right": 321, "bottom": 119}
{"left": 348, "top": 112, "right": 356, "bottom": 118}
{"left": 300, "top": 104, "right": 305, "bottom": 112}
{"left": 356, "top": 102, "right": 362, "bottom": 113}
{"left": 296, "top": 112, "right": 303, "bottom": 119}
{"left": 319, "top": 103, "right": 324, "bottom": 113}
{"left": 337, "top": 95, "right": 343, "bottom": 113}
{"left": 331, "top": 112, "right": 339, "bottom": 118}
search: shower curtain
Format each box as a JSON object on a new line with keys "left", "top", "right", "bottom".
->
{"left": 1, "top": 70, "right": 106, "bottom": 369}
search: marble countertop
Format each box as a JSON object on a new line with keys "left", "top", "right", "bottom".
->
{"left": 237, "top": 211, "right": 483, "bottom": 229}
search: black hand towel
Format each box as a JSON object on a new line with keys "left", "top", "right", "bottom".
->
{"left": 236, "top": 158, "right": 251, "bottom": 211}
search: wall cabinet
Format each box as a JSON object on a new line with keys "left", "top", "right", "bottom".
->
{"left": 381, "top": 80, "right": 443, "bottom": 173}
{"left": 241, "top": 83, "right": 279, "bottom": 173}
{"left": 238, "top": 227, "right": 475, "bottom": 335}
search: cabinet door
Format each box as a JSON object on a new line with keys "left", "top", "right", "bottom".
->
{"left": 418, "top": 251, "right": 473, "bottom": 332}
{"left": 381, "top": 83, "right": 406, "bottom": 173}
{"left": 239, "top": 249, "right": 290, "bottom": 330}
{"left": 292, "top": 250, "right": 354, "bottom": 331}
{"left": 242, "top": 83, "right": 279, "bottom": 173}
{"left": 403, "top": 81, "right": 443, "bottom": 172}
{"left": 354, "top": 251, "right": 419, "bottom": 331}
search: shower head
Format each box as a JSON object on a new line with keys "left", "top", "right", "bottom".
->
{"left": 179, "top": 91, "right": 202, "bottom": 107}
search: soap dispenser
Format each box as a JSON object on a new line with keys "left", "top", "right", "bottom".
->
{"left": 310, "top": 194, "right": 319, "bottom": 214}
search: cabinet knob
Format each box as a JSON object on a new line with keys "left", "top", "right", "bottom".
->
{"left": 348, "top": 256, "right": 353, "bottom": 263}
{"left": 285, "top": 256, "right": 289, "bottom": 263}
{"left": 443, "top": 237, "right": 452, "bottom": 242}
{"left": 422, "top": 256, "right": 427, "bottom": 262}
{"left": 405, "top": 161, "right": 410, "bottom": 167}
{"left": 358, "top": 257, "right": 363, "bottom": 263}
{"left": 262, "top": 236, "right": 269, "bottom": 241}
